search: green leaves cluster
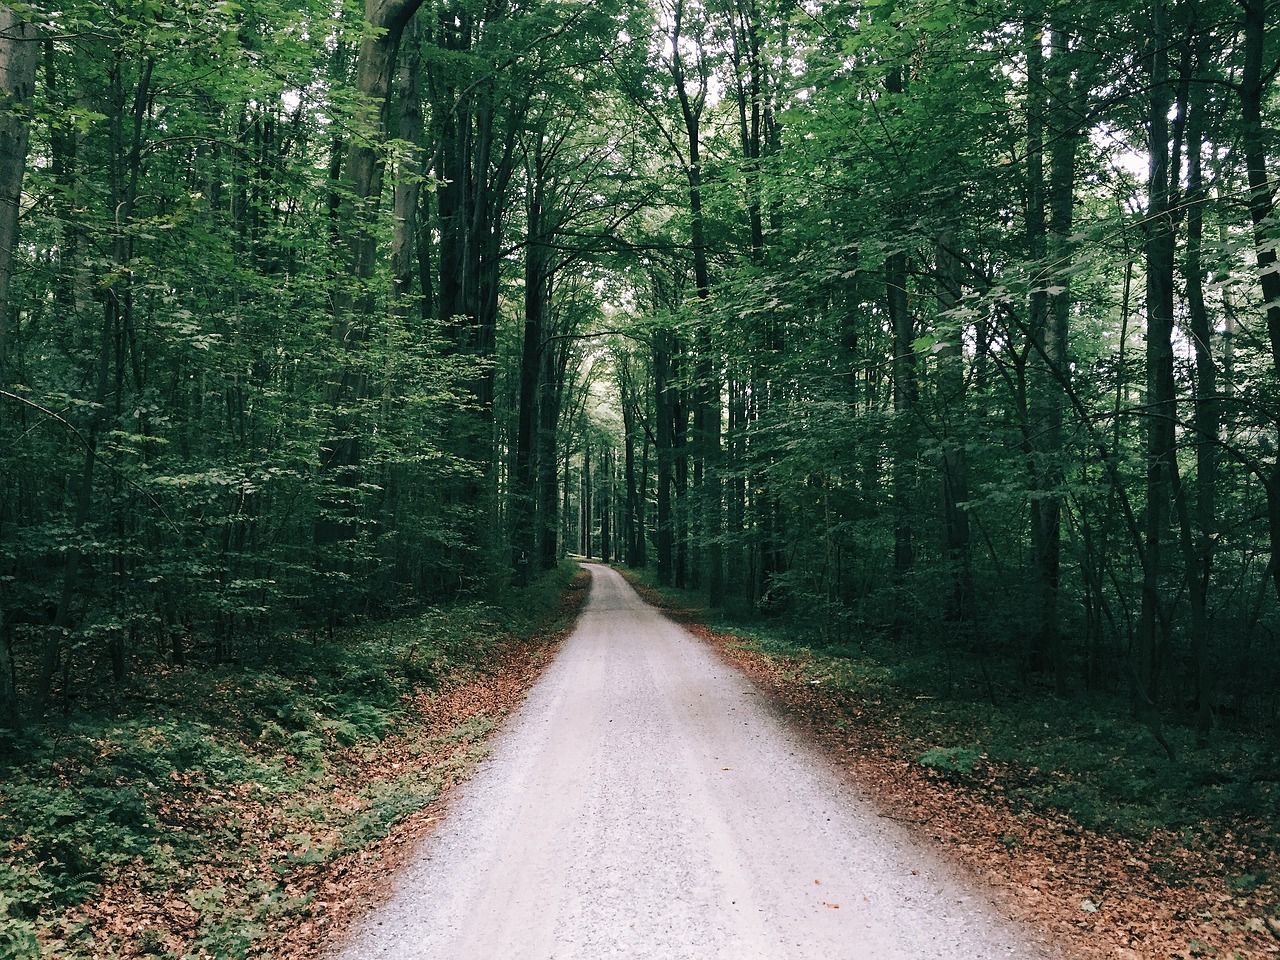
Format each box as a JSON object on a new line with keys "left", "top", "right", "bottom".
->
{"left": 0, "top": 560, "right": 582, "bottom": 958}
{"left": 625, "top": 0, "right": 1279, "bottom": 724}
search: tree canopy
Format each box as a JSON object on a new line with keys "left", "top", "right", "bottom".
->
{"left": 2, "top": 0, "right": 1280, "bottom": 740}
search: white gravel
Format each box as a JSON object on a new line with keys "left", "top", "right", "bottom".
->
{"left": 331, "top": 563, "right": 1064, "bottom": 960}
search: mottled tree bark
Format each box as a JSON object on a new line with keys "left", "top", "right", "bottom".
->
{"left": 1239, "top": 0, "right": 1280, "bottom": 608}
{"left": 0, "top": 6, "right": 38, "bottom": 381}
{"left": 1139, "top": 0, "right": 1177, "bottom": 708}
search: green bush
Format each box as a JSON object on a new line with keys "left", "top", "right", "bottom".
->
{"left": 0, "top": 781, "right": 155, "bottom": 908}
{"left": 0, "top": 891, "right": 41, "bottom": 960}
{"left": 918, "top": 746, "right": 983, "bottom": 774}
{"left": 0, "top": 560, "right": 587, "bottom": 958}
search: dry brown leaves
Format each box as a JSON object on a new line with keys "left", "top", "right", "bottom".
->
{"left": 70, "top": 570, "right": 1277, "bottom": 960}
{"left": 271, "top": 574, "right": 592, "bottom": 960}
{"left": 643, "top": 587, "right": 1280, "bottom": 960}
{"left": 58, "top": 573, "right": 591, "bottom": 960}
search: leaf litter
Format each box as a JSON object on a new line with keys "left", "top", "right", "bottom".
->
{"left": 627, "top": 581, "right": 1279, "bottom": 960}
{"left": 21, "top": 572, "right": 591, "bottom": 960}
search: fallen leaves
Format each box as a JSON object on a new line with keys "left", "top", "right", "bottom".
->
{"left": 29, "top": 573, "right": 593, "bottom": 960}
{"left": 626, "top": 580, "right": 1280, "bottom": 960}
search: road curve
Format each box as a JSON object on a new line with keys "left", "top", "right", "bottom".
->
{"left": 332, "top": 563, "right": 1062, "bottom": 960}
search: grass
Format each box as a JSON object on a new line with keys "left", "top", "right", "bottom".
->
{"left": 0, "top": 560, "right": 586, "bottom": 960}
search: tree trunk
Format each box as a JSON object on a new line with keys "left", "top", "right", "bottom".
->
{"left": 562, "top": 431, "right": 573, "bottom": 560}
{"left": 0, "top": 6, "right": 38, "bottom": 381}
{"left": 390, "top": 14, "right": 424, "bottom": 326}
{"left": 1023, "top": 16, "right": 1053, "bottom": 675}
{"left": 339, "top": 0, "right": 425, "bottom": 295}
{"left": 582, "top": 440, "right": 592, "bottom": 559}
{"left": 536, "top": 338, "right": 565, "bottom": 571}
{"left": 318, "top": 0, "right": 426, "bottom": 600}
{"left": 511, "top": 136, "right": 546, "bottom": 582}
{"left": 1239, "top": 0, "right": 1280, "bottom": 606}
{"left": 886, "top": 66, "right": 915, "bottom": 579}
{"left": 888, "top": 242, "right": 915, "bottom": 578}
{"left": 639, "top": 420, "right": 651, "bottom": 568}
{"left": 726, "top": 371, "right": 747, "bottom": 596}
{"left": 935, "top": 235, "right": 973, "bottom": 623}
{"left": 654, "top": 329, "right": 676, "bottom": 585}
{"left": 1036, "top": 26, "right": 1079, "bottom": 692}
{"left": 0, "top": 8, "right": 39, "bottom": 720}
{"left": 599, "top": 449, "right": 612, "bottom": 565}
{"left": 620, "top": 358, "right": 645, "bottom": 567}
{"left": 674, "top": 366, "right": 689, "bottom": 588}
{"left": 1183, "top": 32, "right": 1216, "bottom": 734}
{"left": 1140, "top": 0, "right": 1177, "bottom": 707}
{"left": 670, "top": 1, "right": 723, "bottom": 605}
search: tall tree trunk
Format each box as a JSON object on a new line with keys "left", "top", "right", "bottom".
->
{"left": 726, "top": 371, "right": 747, "bottom": 595}
{"left": 654, "top": 329, "right": 676, "bottom": 585}
{"left": 339, "top": 0, "right": 425, "bottom": 298}
{"left": 670, "top": 1, "right": 723, "bottom": 604}
{"left": 1140, "top": 0, "right": 1177, "bottom": 708}
{"left": 1036, "top": 25, "right": 1079, "bottom": 692}
{"left": 623, "top": 397, "right": 639, "bottom": 565}
{"left": 886, "top": 66, "right": 915, "bottom": 579}
{"left": 935, "top": 235, "right": 973, "bottom": 623}
{"left": 888, "top": 250, "right": 915, "bottom": 577}
{"left": 639, "top": 419, "right": 651, "bottom": 568}
{"left": 537, "top": 333, "right": 572, "bottom": 571}
{"left": 619, "top": 357, "right": 645, "bottom": 567}
{"left": 426, "top": 9, "right": 525, "bottom": 572}
{"left": 318, "top": 0, "right": 426, "bottom": 604}
{"left": 562, "top": 430, "right": 573, "bottom": 560}
{"left": 511, "top": 136, "right": 546, "bottom": 582}
{"left": 721, "top": 0, "right": 782, "bottom": 610}
{"left": 599, "top": 448, "right": 612, "bottom": 565}
{"left": 390, "top": 14, "right": 424, "bottom": 326}
{"left": 1023, "top": 16, "right": 1053, "bottom": 674}
{"left": 0, "top": 8, "right": 38, "bottom": 721}
{"left": 0, "top": 6, "right": 37, "bottom": 382}
{"left": 582, "top": 440, "right": 592, "bottom": 559}
{"left": 1182, "top": 31, "right": 1216, "bottom": 734}
{"left": 1239, "top": 0, "right": 1280, "bottom": 606}
{"left": 674, "top": 365, "right": 689, "bottom": 588}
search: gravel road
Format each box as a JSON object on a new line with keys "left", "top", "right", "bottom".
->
{"left": 332, "top": 563, "right": 1063, "bottom": 960}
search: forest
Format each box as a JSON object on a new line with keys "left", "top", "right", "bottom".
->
{"left": 2, "top": 0, "right": 1280, "bottom": 954}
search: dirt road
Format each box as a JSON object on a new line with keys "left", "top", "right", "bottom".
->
{"left": 332, "top": 564, "right": 1063, "bottom": 959}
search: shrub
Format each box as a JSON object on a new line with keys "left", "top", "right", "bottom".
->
{"left": 918, "top": 746, "right": 983, "bottom": 774}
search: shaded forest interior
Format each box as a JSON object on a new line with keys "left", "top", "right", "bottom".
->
{"left": 2, "top": 0, "right": 1280, "bottom": 952}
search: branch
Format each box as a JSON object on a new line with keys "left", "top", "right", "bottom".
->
{"left": 1, "top": 389, "right": 180, "bottom": 533}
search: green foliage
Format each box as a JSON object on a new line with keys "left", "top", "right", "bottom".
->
{"left": 918, "top": 746, "right": 984, "bottom": 775}
{"left": 344, "top": 770, "right": 441, "bottom": 851}
{"left": 0, "top": 563, "right": 582, "bottom": 957}
{"left": 0, "top": 891, "right": 41, "bottom": 960}
{"left": 1229, "top": 872, "right": 1266, "bottom": 893}
{"left": 0, "top": 0, "right": 498, "bottom": 721}
{"left": 634, "top": 574, "right": 1280, "bottom": 849}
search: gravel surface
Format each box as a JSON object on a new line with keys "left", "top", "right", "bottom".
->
{"left": 331, "top": 563, "right": 1064, "bottom": 960}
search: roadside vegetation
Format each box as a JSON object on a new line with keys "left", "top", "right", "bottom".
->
{"left": 622, "top": 567, "right": 1280, "bottom": 960}
{"left": 0, "top": 563, "right": 588, "bottom": 960}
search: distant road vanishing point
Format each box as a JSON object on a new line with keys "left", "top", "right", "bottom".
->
{"left": 331, "top": 563, "right": 1064, "bottom": 960}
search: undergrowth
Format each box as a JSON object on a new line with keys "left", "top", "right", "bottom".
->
{"left": 0, "top": 561, "right": 585, "bottom": 960}
{"left": 623, "top": 568, "right": 1280, "bottom": 853}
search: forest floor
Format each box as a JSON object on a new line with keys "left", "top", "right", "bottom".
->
{"left": 1, "top": 566, "right": 591, "bottom": 960}
{"left": 8, "top": 562, "right": 1278, "bottom": 959}
{"left": 329, "top": 562, "right": 1065, "bottom": 960}
{"left": 621, "top": 573, "right": 1280, "bottom": 960}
